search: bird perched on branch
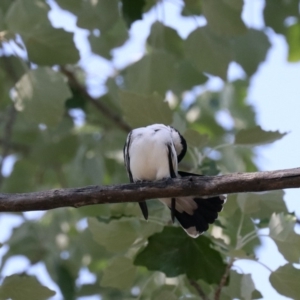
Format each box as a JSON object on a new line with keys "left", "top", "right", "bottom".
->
{"left": 123, "top": 124, "right": 225, "bottom": 238}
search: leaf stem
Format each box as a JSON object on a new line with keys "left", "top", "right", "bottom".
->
{"left": 189, "top": 279, "right": 209, "bottom": 300}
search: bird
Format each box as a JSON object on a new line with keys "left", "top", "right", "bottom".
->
{"left": 123, "top": 124, "right": 225, "bottom": 237}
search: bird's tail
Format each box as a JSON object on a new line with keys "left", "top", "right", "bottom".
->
{"left": 167, "top": 170, "right": 226, "bottom": 237}
{"left": 173, "top": 195, "right": 225, "bottom": 238}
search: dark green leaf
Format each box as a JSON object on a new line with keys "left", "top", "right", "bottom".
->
{"left": 0, "top": 275, "right": 55, "bottom": 300}
{"left": 147, "top": 21, "right": 184, "bottom": 58}
{"left": 121, "top": 0, "right": 146, "bottom": 27}
{"left": 55, "top": 262, "right": 76, "bottom": 300}
{"left": 270, "top": 264, "right": 300, "bottom": 299}
{"left": 202, "top": 0, "right": 247, "bottom": 36}
{"left": 101, "top": 257, "right": 137, "bottom": 289}
{"left": 234, "top": 126, "right": 286, "bottom": 146}
{"left": 199, "top": 158, "right": 220, "bottom": 175}
{"left": 184, "top": 27, "right": 232, "bottom": 79}
{"left": 269, "top": 213, "right": 300, "bottom": 263}
{"left": 134, "top": 226, "right": 226, "bottom": 283}
{"left": 23, "top": 25, "right": 80, "bottom": 65}
{"left": 124, "top": 51, "right": 177, "bottom": 94}
{"left": 15, "top": 67, "right": 72, "bottom": 127}
{"left": 120, "top": 91, "right": 173, "bottom": 128}
{"left": 55, "top": 0, "right": 82, "bottom": 14}
{"left": 232, "top": 29, "right": 271, "bottom": 76}
{"left": 287, "top": 21, "right": 300, "bottom": 62}
{"left": 264, "top": 0, "right": 299, "bottom": 34}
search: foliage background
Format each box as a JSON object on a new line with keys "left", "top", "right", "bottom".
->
{"left": 0, "top": 0, "right": 300, "bottom": 299}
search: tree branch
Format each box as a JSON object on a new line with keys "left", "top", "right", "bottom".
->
{"left": 60, "top": 66, "right": 132, "bottom": 133}
{"left": 0, "top": 167, "right": 299, "bottom": 212}
{"left": 214, "top": 258, "right": 235, "bottom": 300}
{"left": 189, "top": 279, "right": 208, "bottom": 300}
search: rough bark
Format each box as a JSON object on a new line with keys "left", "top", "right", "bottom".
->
{"left": 0, "top": 167, "right": 299, "bottom": 212}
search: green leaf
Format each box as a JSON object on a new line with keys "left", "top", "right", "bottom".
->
{"left": 287, "top": 22, "right": 300, "bottom": 62}
{"left": 88, "top": 217, "right": 162, "bottom": 253}
{"left": 263, "top": 0, "right": 299, "bottom": 34}
{"left": 232, "top": 29, "right": 271, "bottom": 76}
{"left": 237, "top": 191, "right": 288, "bottom": 220}
{"left": 222, "top": 271, "right": 262, "bottom": 300}
{"left": 202, "top": 0, "right": 247, "bottom": 36}
{"left": 172, "top": 60, "right": 208, "bottom": 94}
{"left": 124, "top": 51, "right": 177, "bottom": 94}
{"left": 0, "top": 275, "right": 55, "bottom": 300}
{"left": 184, "top": 129, "right": 209, "bottom": 148}
{"left": 269, "top": 213, "right": 300, "bottom": 263}
{"left": 199, "top": 158, "right": 220, "bottom": 176}
{"left": 147, "top": 21, "right": 184, "bottom": 58}
{"left": 134, "top": 226, "right": 226, "bottom": 283}
{"left": 15, "top": 67, "right": 72, "bottom": 127}
{"left": 181, "top": 0, "right": 202, "bottom": 16}
{"left": 76, "top": 0, "right": 119, "bottom": 31}
{"left": 101, "top": 256, "right": 137, "bottom": 289}
{"left": 120, "top": 91, "right": 173, "bottom": 128}
{"left": 89, "top": 19, "right": 128, "bottom": 59}
{"left": 55, "top": 262, "right": 76, "bottom": 300}
{"left": 184, "top": 27, "right": 232, "bottom": 79}
{"left": 5, "top": 0, "right": 50, "bottom": 33}
{"left": 23, "top": 25, "right": 80, "bottom": 65}
{"left": 234, "top": 126, "right": 286, "bottom": 146}
{"left": 270, "top": 264, "right": 300, "bottom": 299}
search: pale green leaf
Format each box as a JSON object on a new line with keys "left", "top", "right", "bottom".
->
{"left": 237, "top": 191, "right": 288, "bottom": 219}
{"left": 124, "top": 51, "right": 177, "bottom": 94}
{"left": 269, "top": 213, "right": 300, "bottom": 263}
{"left": 156, "top": 290, "right": 177, "bottom": 300}
{"left": 0, "top": 275, "right": 55, "bottom": 300}
{"left": 120, "top": 91, "right": 173, "bottom": 128}
{"left": 184, "top": 27, "right": 232, "bottom": 79}
{"left": 88, "top": 217, "right": 162, "bottom": 253}
{"left": 184, "top": 129, "right": 209, "bottom": 148}
{"left": 270, "top": 264, "right": 300, "bottom": 299}
{"left": 287, "top": 21, "right": 300, "bottom": 62}
{"left": 15, "top": 67, "right": 72, "bottom": 127}
{"left": 101, "top": 257, "right": 137, "bottom": 289}
{"left": 234, "top": 126, "right": 286, "bottom": 146}
{"left": 23, "top": 25, "right": 80, "bottom": 65}
{"left": 202, "top": 0, "right": 247, "bottom": 36}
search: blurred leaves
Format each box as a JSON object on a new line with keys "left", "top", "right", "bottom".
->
{"left": 120, "top": 91, "right": 172, "bottom": 127}
{"left": 0, "top": 0, "right": 299, "bottom": 298}
{"left": 270, "top": 264, "right": 300, "bottom": 299}
{"left": 101, "top": 256, "right": 137, "bottom": 289}
{"left": 15, "top": 67, "right": 72, "bottom": 127}
{"left": 0, "top": 275, "right": 55, "bottom": 300}
{"left": 135, "top": 226, "right": 226, "bottom": 283}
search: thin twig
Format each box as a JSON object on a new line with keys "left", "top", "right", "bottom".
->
{"left": 214, "top": 258, "right": 235, "bottom": 300}
{"left": 189, "top": 279, "right": 208, "bottom": 300}
{"left": 0, "top": 105, "right": 17, "bottom": 187}
{"left": 60, "top": 66, "right": 132, "bottom": 133}
{"left": 0, "top": 167, "right": 299, "bottom": 212}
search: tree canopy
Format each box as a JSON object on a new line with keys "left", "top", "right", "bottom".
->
{"left": 0, "top": 0, "right": 299, "bottom": 299}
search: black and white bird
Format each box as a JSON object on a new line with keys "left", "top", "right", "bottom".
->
{"left": 123, "top": 124, "right": 225, "bottom": 238}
